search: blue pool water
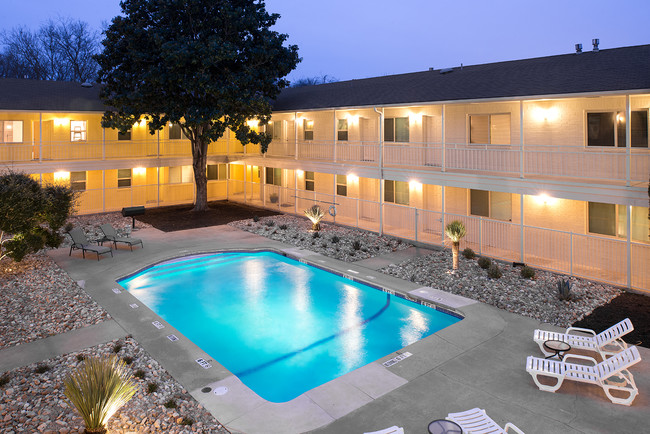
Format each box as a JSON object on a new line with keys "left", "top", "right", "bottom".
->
{"left": 118, "top": 251, "right": 461, "bottom": 402}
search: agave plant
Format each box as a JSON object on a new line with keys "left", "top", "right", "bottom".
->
{"left": 445, "top": 220, "right": 467, "bottom": 270}
{"left": 64, "top": 355, "right": 137, "bottom": 434}
{"left": 304, "top": 205, "right": 326, "bottom": 231}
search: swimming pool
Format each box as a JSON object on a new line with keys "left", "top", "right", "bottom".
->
{"left": 118, "top": 251, "right": 461, "bottom": 402}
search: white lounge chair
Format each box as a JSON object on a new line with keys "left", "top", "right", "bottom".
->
{"left": 363, "top": 426, "right": 404, "bottom": 434}
{"left": 526, "top": 345, "right": 641, "bottom": 406}
{"left": 533, "top": 318, "right": 633, "bottom": 359}
{"left": 446, "top": 408, "right": 524, "bottom": 433}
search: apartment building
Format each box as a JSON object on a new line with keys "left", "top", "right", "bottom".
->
{"left": 1, "top": 44, "right": 649, "bottom": 291}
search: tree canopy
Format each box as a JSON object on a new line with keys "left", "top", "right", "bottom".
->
{"left": 96, "top": 0, "right": 300, "bottom": 211}
{"left": 0, "top": 17, "right": 100, "bottom": 82}
{"left": 291, "top": 74, "right": 338, "bottom": 87}
{"left": 0, "top": 172, "right": 76, "bottom": 262}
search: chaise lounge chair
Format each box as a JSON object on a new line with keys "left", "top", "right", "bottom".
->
{"left": 533, "top": 318, "right": 633, "bottom": 359}
{"left": 446, "top": 408, "right": 524, "bottom": 433}
{"left": 526, "top": 345, "right": 641, "bottom": 406}
{"left": 68, "top": 227, "right": 113, "bottom": 260}
{"left": 363, "top": 427, "right": 404, "bottom": 434}
{"left": 99, "top": 223, "right": 143, "bottom": 251}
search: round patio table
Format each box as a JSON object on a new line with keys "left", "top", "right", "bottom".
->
{"left": 428, "top": 419, "right": 462, "bottom": 434}
{"left": 544, "top": 339, "right": 571, "bottom": 360}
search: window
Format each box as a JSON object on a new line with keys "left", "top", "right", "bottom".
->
{"left": 118, "top": 129, "right": 131, "bottom": 140}
{"left": 70, "top": 120, "right": 87, "bottom": 141}
{"left": 588, "top": 111, "right": 648, "bottom": 147}
{"left": 470, "top": 189, "right": 512, "bottom": 221}
{"left": 266, "top": 121, "right": 282, "bottom": 140}
{"left": 169, "top": 123, "right": 185, "bottom": 140}
{"left": 384, "top": 180, "right": 409, "bottom": 205}
{"left": 337, "top": 119, "right": 348, "bottom": 141}
{"left": 169, "top": 166, "right": 193, "bottom": 184}
{"left": 384, "top": 117, "right": 409, "bottom": 142}
{"left": 265, "top": 167, "right": 282, "bottom": 186}
{"left": 469, "top": 114, "right": 510, "bottom": 145}
{"left": 117, "top": 169, "right": 132, "bottom": 188}
{"left": 336, "top": 174, "right": 347, "bottom": 196}
{"left": 207, "top": 164, "right": 227, "bottom": 180}
{"left": 70, "top": 171, "right": 86, "bottom": 191}
{"left": 588, "top": 202, "right": 649, "bottom": 242}
{"left": 0, "top": 120, "right": 23, "bottom": 143}
{"left": 303, "top": 119, "right": 314, "bottom": 141}
{"left": 305, "top": 171, "right": 314, "bottom": 191}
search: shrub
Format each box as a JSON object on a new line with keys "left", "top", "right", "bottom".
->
{"left": 122, "top": 356, "right": 133, "bottom": 365}
{"left": 63, "top": 356, "right": 137, "bottom": 434}
{"left": 133, "top": 369, "right": 145, "bottom": 379}
{"left": 304, "top": 205, "right": 326, "bottom": 231}
{"left": 269, "top": 193, "right": 279, "bottom": 203}
{"left": 113, "top": 343, "right": 122, "bottom": 353}
{"left": 180, "top": 417, "right": 194, "bottom": 426}
{"left": 331, "top": 235, "right": 340, "bottom": 243}
{"left": 312, "top": 231, "right": 320, "bottom": 239}
{"left": 462, "top": 248, "right": 476, "bottom": 259}
{"left": 445, "top": 220, "right": 467, "bottom": 270}
{"left": 520, "top": 266, "right": 536, "bottom": 279}
{"left": 252, "top": 215, "right": 260, "bottom": 222}
{"left": 264, "top": 219, "right": 275, "bottom": 227}
{"left": 487, "top": 263, "right": 502, "bottom": 279}
{"left": 35, "top": 364, "right": 50, "bottom": 374}
{"left": 279, "top": 224, "right": 288, "bottom": 230}
{"left": 0, "top": 374, "right": 10, "bottom": 387}
{"left": 557, "top": 279, "right": 573, "bottom": 301}
{"left": 0, "top": 171, "right": 77, "bottom": 262}
{"left": 164, "top": 398, "right": 177, "bottom": 409}
{"left": 352, "top": 240, "right": 361, "bottom": 250}
{"left": 147, "top": 382, "right": 158, "bottom": 393}
{"left": 321, "top": 242, "right": 328, "bottom": 248}
{"left": 76, "top": 354, "right": 85, "bottom": 362}
{"left": 478, "top": 257, "right": 491, "bottom": 269}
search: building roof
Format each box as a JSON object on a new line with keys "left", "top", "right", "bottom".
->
{"left": 0, "top": 78, "right": 105, "bottom": 112}
{"left": 272, "top": 44, "right": 650, "bottom": 111}
{"left": 0, "top": 45, "right": 648, "bottom": 113}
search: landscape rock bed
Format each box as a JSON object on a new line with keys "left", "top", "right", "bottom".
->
{"left": 381, "top": 252, "right": 623, "bottom": 327}
{"left": 229, "top": 214, "right": 411, "bottom": 262}
{"left": 0, "top": 337, "right": 228, "bottom": 433}
{"left": 0, "top": 253, "right": 109, "bottom": 350}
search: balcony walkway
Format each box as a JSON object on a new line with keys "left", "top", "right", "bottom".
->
{"left": 38, "top": 224, "right": 649, "bottom": 433}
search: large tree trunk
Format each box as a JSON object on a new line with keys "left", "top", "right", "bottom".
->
{"left": 191, "top": 136, "right": 209, "bottom": 212}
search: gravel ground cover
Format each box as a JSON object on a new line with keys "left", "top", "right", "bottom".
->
{"left": 0, "top": 337, "right": 228, "bottom": 434}
{"left": 229, "top": 214, "right": 411, "bottom": 262}
{"left": 0, "top": 253, "right": 109, "bottom": 350}
{"left": 380, "top": 251, "right": 623, "bottom": 328}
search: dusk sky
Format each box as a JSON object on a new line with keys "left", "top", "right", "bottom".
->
{"left": 0, "top": 0, "right": 648, "bottom": 83}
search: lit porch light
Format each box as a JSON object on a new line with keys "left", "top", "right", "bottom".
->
{"left": 345, "top": 114, "right": 359, "bottom": 124}
{"left": 409, "top": 113, "right": 422, "bottom": 124}
{"left": 409, "top": 180, "right": 422, "bottom": 189}
{"left": 616, "top": 113, "right": 625, "bottom": 123}
{"left": 246, "top": 119, "right": 259, "bottom": 128}
{"left": 133, "top": 167, "right": 147, "bottom": 176}
{"left": 347, "top": 174, "right": 359, "bottom": 182}
{"left": 296, "top": 169, "right": 304, "bottom": 176}
{"left": 54, "top": 171, "right": 70, "bottom": 183}
{"left": 534, "top": 107, "right": 559, "bottom": 122}
{"left": 54, "top": 118, "right": 69, "bottom": 127}
{"left": 534, "top": 193, "right": 557, "bottom": 205}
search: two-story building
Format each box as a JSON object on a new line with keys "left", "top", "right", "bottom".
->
{"left": 1, "top": 44, "right": 649, "bottom": 291}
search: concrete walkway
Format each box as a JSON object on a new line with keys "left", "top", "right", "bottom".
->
{"left": 22, "top": 224, "right": 650, "bottom": 433}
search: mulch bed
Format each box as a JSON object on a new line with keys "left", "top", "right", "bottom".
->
{"left": 135, "top": 200, "right": 280, "bottom": 232}
{"left": 571, "top": 291, "right": 650, "bottom": 349}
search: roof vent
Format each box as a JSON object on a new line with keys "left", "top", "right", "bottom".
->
{"left": 592, "top": 38, "right": 599, "bottom": 52}
{"left": 575, "top": 43, "right": 582, "bottom": 54}
{"left": 440, "top": 68, "right": 454, "bottom": 74}
{"left": 429, "top": 67, "right": 434, "bottom": 71}
{"left": 81, "top": 82, "right": 93, "bottom": 88}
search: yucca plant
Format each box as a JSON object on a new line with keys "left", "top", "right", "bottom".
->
{"left": 64, "top": 355, "right": 137, "bottom": 434}
{"left": 445, "top": 220, "right": 467, "bottom": 270}
{"left": 304, "top": 205, "right": 326, "bottom": 231}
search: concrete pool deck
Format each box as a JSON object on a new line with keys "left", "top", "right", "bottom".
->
{"left": 37, "top": 224, "right": 650, "bottom": 433}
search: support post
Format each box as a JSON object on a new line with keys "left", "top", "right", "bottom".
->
{"left": 441, "top": 104, "right": 445, "bottom": 172}
{"left": 39, "top": 113, "right": 42, "bottom": 162}
{"left": 441, "top": 186, "right": 445, "bottom": 247}
{"left": 294, "top": 112, "right": 298, "bottom": 160}
{"left": 626, "top": 205, "right": 632, "bottom": 289}
{"left": 625, "top": 95, "right": 631, "bottom": 187}
{"left": 520, "top": 100, "right": 524, "bottom": 178}
{"left": 333, "top": 110, "right": 337, "bottom": 163}
{"left": 520, "top": 193, "right": 525, "bottom": 263}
